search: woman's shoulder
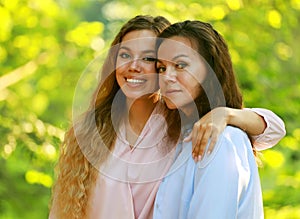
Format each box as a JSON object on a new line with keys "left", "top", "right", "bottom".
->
{"left": 222, "top": 126, "right": 249, "bottom": 142}
{"left": 224, "top": 125, "right": 246, "bottom": 133}
{"left": 197, "top": 126, "right": 251, "bottom": 169}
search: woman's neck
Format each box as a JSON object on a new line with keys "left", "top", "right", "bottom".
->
{"left": 126, "top": 95, "right": 157, "bottom": 136}
{"left": 180, "top": 103, "right": 199, "bottom": 126}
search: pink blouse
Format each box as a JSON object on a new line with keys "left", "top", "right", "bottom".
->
{"left": 89, "top": 103, "right": 176, "bottom": 219}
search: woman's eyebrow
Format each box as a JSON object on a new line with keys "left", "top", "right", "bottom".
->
{"left": 143, "top": 49, "right": 155, "bottom": 52}
{"left": 140, "top": 49, "right": 156, "bottom": 55}
{"left": 156, "top": 54, "right": 189, "bottom": 64}
{"left": 119, "top": 46, "right": 155, "bottom": 54}
{"left": 119, "top": 46, "right": 130, "bottom": 51}
{"left": 172, "top": 54, "right": 189, "bottom": 61}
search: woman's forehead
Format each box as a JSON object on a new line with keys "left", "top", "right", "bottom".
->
{"left": 158, "top": 37, "right": 198, "bottom": 59}
{"left": 122, "top": 29, "right": 156, "bottom": 41}
{"left": 120, "top": 30, "right": 157, "bottom": 53}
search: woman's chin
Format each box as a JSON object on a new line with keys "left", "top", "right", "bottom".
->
{"left": 164, "top": 99, "right": 178, "bottom": 110}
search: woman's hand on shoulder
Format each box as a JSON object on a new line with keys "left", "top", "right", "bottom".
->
{"left": 184, "top": 107, "right": 230, "bottom": 162}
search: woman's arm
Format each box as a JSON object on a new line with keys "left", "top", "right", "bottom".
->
{"left": 185, "top": 107, "right": 286, "bottom": 162}
{"left": 244, "top": 108, "right": 286, "bottom": 150}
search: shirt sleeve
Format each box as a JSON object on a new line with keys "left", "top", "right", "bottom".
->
{"left": 187, "top": 127, "right": 263, "bottom": 219}
{"left": 245, "top": 108, "right": 286, "bottom": 151}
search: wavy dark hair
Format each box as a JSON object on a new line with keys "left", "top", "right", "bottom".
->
{"left": 157, "top": 20, "right": 243, "bottom": 117}
{"left": 156, "top": 20, "right": 257, "bottom": 155}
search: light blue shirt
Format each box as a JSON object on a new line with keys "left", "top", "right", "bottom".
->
{"left": 153, "top": 126, "right": 263, "bottom": 219}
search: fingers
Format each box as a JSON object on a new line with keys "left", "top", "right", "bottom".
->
{"left": 192, "top": 123, "right": 210, "bottom": 162}
{"left": 191, "top": 123, "right": 222, "bottom": 163}
{"left": 190, "top": 108, "right": 230, "bottom": 162}
{"left": 192, "top": 123, "right": 202, "bottom": 161}
{"left": 207, "top": 132, "right": 218, "bottom": 155}
{"left": 198, "top": 125, "right": 212, "bottom": 154}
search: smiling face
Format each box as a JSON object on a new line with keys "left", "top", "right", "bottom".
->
{"left": 115, "top": 30, "right": 158, "bottom": 101}
{"left": 157, "top": 36, "right": 207, "bottom": 115}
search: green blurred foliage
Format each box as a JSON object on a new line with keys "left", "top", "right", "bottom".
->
{"left": 0, "top": 0, "right": 299, "bottom": 218}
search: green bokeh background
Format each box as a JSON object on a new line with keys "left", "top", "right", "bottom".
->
{"left": 0, "top": 0, "right": 299, "bottom": 218}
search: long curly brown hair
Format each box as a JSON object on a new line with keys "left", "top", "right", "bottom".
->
{"left": 49, "top": 15, "right": 172, "bottom": 218}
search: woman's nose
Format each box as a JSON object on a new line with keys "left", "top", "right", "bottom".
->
{"left": 128, "top": 58, "right": 141, "bottom": 72}
{"left": 163, "top": 67, "right": 177, "bottom": 82}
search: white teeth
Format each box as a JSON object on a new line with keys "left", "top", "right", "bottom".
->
{"left": 126, "top": 78, "right": 146, "bottom": 83}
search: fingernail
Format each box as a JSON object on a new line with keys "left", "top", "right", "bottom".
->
{"left": 198, "top": 155, "right": 202, "bottom": 161}
{"left": 193, "top": 157, "right": 197, "bottom": 162}
{"left": 193, "top": 154, "right": 197, "bottom": 162}
{"left": 207, "top": 151, "right": 211, "bottom": 155}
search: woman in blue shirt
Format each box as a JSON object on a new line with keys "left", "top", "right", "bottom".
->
{"left": 154, "top": 20, "right": 264, "bottom": 218}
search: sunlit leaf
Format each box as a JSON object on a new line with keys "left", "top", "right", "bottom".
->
{"left": 267, "top": 9, "right": 282, "bottom": 29}
{"left": 0, "top": 45, "right": 7, "bottom": 62}
{"left": 275, "top": 42, "right": 293, "bottom": 60}
{"left": 0, "top": 6, "right": 12, "bottom": 41}
{"left": 211, "top": 5, "right": 227, "bottom": 20}
{"left": 32, "top": 93, "right": 49, "bottom": 115}
{"left": 102, "top": 1, "right": 135, "bottom": 20}
{"left": 1, "top": 0, "right": 19, "bottom": 10}
{"left": 291, "top": 0, "right": 300, "bottom": 10}
{"left": 281, "top": 136, "right": 298, "bottom": 150}
{"left": 25, "top": 170, "right": 53, "bottom": 188}
{"left": 65, "top": 21, "right": 104, "bottom": 47}
{"left": 265, "top": 206, "right": 300, "bottom": 218}
{"left": 262, "top": 150, "right": 285, "bottom": 169}
{"left": 226, "top": 0, "right": 243, "bottom": 11}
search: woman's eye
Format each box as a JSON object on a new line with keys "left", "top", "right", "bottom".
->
{"left": 119, "top": 53, "right": 130, "bottom": 59}
{"left": 157, "top": 66, "right": 166, "bottom": 73}
{"left": 176, "top": 62, "right": 187, "bottom": 69}
{"left": 143, "top": 57, "right": 157, "bottom": 62}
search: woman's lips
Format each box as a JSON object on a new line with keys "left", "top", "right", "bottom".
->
{"left": 126, "top": 78, "right": 147, "bottom": 84}
{"left": 125, "top": 77, "right": 147, "bottom": 87}
{"left": 165, "top": 89, "right": 181, "bottom": 94}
